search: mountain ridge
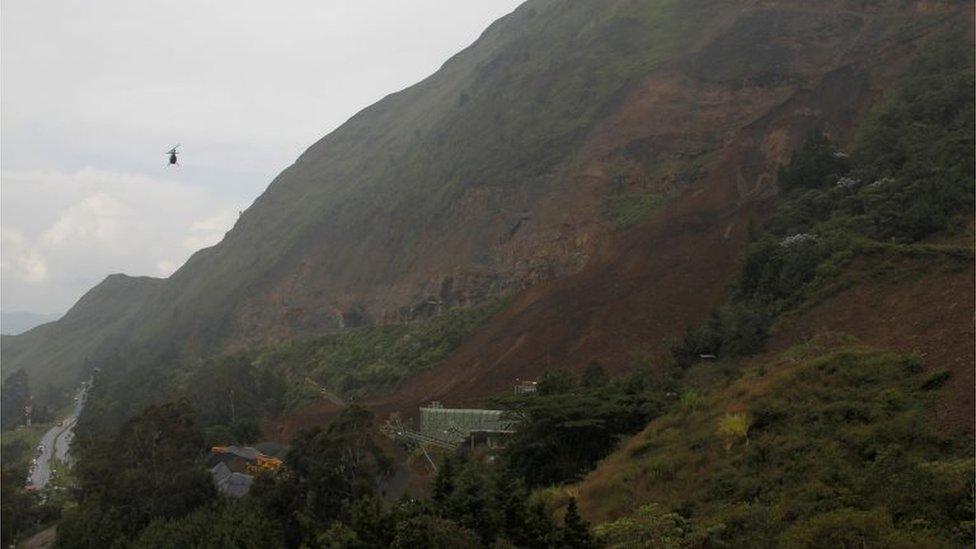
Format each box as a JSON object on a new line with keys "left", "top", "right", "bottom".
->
{"left": 3, "top": 0, "right": 968, "bottom": 396}
{"left": 0, "top": 311, "right": 60, "bottom": 336}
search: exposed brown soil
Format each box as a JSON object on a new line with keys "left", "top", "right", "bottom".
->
{"left": 264, "top": 6, "right": 968, "bottom": 441}
{"left": 19, "top": 525, "right": 57, "bottom": 549}
{"left": 264, "top": 130, "right": 768, "bottom": 439}
{"left": 261, "top": 399, "right": 344, "bottom": 443}
{"left": 575, "top": 256, "right": 975, "bottom": 522}
{"left": 765, "top": 257, "right": 975, "bottom": 434}
{"left": 268, "top": 66, "right": 870, "bottom": 435}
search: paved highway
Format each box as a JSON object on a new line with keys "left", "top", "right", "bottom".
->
{"left": 28, "top": 384, "right": 87, "bottom": 490}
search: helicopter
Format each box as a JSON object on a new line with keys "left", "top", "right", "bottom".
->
{"left": 166, "top": 145, "right": 180, "bottom": 166}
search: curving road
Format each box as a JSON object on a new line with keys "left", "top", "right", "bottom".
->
{"left": 28, "top": 384, "right": 87, "bottom": 490}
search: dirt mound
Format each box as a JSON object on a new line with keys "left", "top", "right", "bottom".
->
{"left": 261, "top": 399, "right": 344, "bottom": 443}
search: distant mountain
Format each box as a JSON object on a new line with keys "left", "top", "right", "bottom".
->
{"left": 1, "top": 274, "right": 163, "bottom": 385}
{"left": 0, "top": 311, "right": 60, "bottom": 335}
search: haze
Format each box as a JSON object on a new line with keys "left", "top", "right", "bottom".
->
{"left": 1, "top": 0, "right": 523, "bottom": 317}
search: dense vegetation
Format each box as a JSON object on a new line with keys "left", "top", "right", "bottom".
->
{"left": 1, "top": 434, "right": 60, "bottom": 546}
{"left": 587, "top": 343, "right": 973, "bottom": 548}
{"left": 255, "top": 300, "right": 507, "bottom": 400}
{"left": 672, "top": 31, "right": 975, "bottom": 366}
{"left": 57, "top": 403, "right": 217, "bottom": 547}
{"left": 14, "top": 12, "right": 972, "bottom": 549}
{"left": 496, "top": 363, "right": 679, "bottom": 487}
{"left": 0, "top": 369, "right": 64, "bottom": 430}
{"left": 0, "top": 371, "right": 74, "bottom": 544}
{"left": 1, "top": 370, "right": 31, "bottom": 430}
{"left": 308, "top": 458, "right": 596, "bottom": 549}
{"left": 586, "top": 29, "right": 975, "bottom": 548}
{"left": 59, "top": 403, "right": 600, "bottom": 548}
{"left": 77, "top": 301, "right": 503, "bottom": 445}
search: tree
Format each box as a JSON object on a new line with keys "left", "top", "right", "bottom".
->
{"left": 561, "top": 498, "right": 597, "bottom": 549}
{"left": 779, "top": 508, "right": 924, "bottom": 549}
{"left": 255, "top": 405, "right": 392, "bottom": 545}
{"left": 442, "top": 461, "right": 501, "bottom": 542}
{"left": 391, "top": 515, "right": 482, "bottom": 549}
{"left": 523, "top": 499, "right": 561, "bottom": 548}
{"left": 431, "top": 455, "right": 456, "bottom": 508}
{"left": 316, "top": 521, "right": 362, "bottom": 548}
{"left": 1, "top": 467, "right": 59, "bottom": 546}
{"left": 133, "top": 501, "right": 284, "bottom": 549}
{"left": 347, "top": 495, "right": 396, "bottom": 548}
{"left": 426, "top": 457, "right": 560, "bottom": 547}
{"left": 777, "top": 132, "right": 850, "bottom": 192}
{"left": 537, "top": 370, "right": 576, "bottom": 395}
{"left": 1, "top": 369, "right": 30, "bottom": 429}
{"left": 59, "top": 402, "right": 216, "bottom": 547}
{"left": 501, "top": 386, "right": 666, "bottom": 486}
{"left": 581, "top": 363, "right": 609, "bottom": 389}
{"left": 185, "top": 355, "right": 287, "bottom": 438}
{"left": 595, "top": 503, "right": 696, "bottom": 548}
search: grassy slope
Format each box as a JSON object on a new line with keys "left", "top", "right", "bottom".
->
{"left": 582, "top": 338, "right": 972, "bottom": 547}
{"left": 252, "top": 300, "right": 509, "bottom": 402}
{"left": 1, "top": 275, "right": 164, "bottom": 388}
{"left": 575, "top": 22, "right": 975, "bottom": 546}
{"left": 6, "top": 1, "right": 961, "bottom": 395}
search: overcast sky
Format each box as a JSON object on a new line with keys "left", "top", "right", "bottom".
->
{"left": 1, "top": 0, "right": 524, "bottom": 315}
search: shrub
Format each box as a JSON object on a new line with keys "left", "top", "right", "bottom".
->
{"left": 920, "top": 369, "right": 951, "bottom": 391}
{"left": 777, "top": 131, "right": 851, "bottom": 192}
{"left": 779, "top": 507, "right": 927, "bottom": 549}
{"left": 716, "top": 413, "right": 750, "bottom": 450}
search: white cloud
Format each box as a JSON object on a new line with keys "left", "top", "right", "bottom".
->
{"left": 1, "top": 168, "right": 242, "bottom": 312}
{"left": 41, "top": 193, "right": 129, "bottom": 247}
{"left": 0, "top": 229, "right": 48, "bottom": 284}
{"left": 156, "top": 259, "right": 178, "bottom": 277}
{"left": 18, "top": 252, "right": 48, "bottom": 284}
{"left": 183, "top": 210, "right": 239, "bottom": 251}
{"left": 190, "top": 211, "right": 238, "bottom": 233}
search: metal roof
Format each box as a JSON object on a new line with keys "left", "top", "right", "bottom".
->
{"left": 419, "top": 406, "right": 514, "bottom": 444}
{"left": 220, "top": 445, "right": 260, "bottom": 461}
{"left": 210, "top": 462, "right": 253, "bottom": 497}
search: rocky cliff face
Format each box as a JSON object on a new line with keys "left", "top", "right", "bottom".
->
{"left": 3, "top": 0, "right": 966, "bottom": 388}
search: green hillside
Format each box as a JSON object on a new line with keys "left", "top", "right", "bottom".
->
{"left": 8, "top": 0, "right": 959, "bottom": 393}
{"left": 2, "top": 1, "right": 972, "bottom": 547}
